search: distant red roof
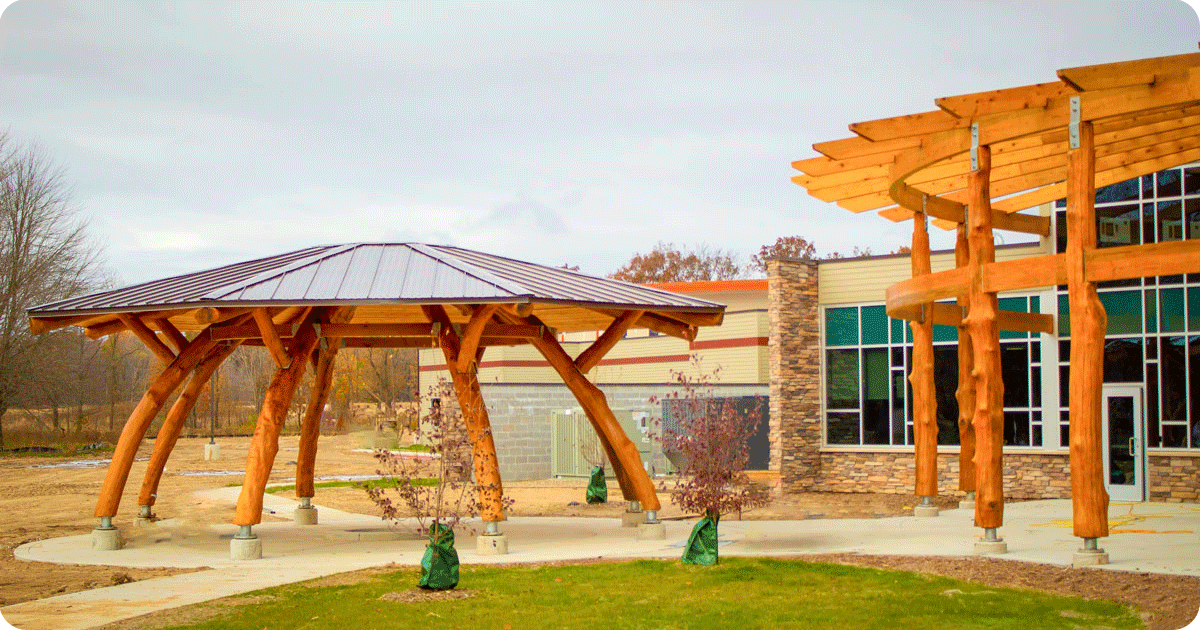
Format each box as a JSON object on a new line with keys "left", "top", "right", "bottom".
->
{"left": 643, "top": 278, "right": 768, "bottom": 294}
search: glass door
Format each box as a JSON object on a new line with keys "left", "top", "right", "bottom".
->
{"left": 1101, "top": 385, "right": 1144, "bottom": 502}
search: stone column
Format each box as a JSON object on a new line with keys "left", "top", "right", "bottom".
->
{"left": 768, "top": 258, "right": 821, "bottom": 493}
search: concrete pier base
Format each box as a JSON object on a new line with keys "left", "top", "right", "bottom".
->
{"left": 91, "top": 527, "right": 122, "bottom": 551}
{"left": 230, "top": 536, "right": 262, "bottom": 561}
{"left": 294, "top": 506, "right": 318, "bottom": 525}
{"left": 913, "top": 505, "right": 939, "bottom": 517}
{"left": 203, "top": 442, "right": 220, "bottom": 461}
{"left": 621, "top": 510, "right": 644, "bottom": 527}
{"left": 1072, "top": 548, "right": 1110, "bottom": 567}
{"left": 958, "top": 500, "right": 976, "bottom": 510}
{"left": 974, "top": 539, "right": 1007, "bottom": 554}
{"left": 636, "top": 521, "right": 665, "bottom": 540}
{"left": 477, "top": 533, "right": 509, "bottom": 555}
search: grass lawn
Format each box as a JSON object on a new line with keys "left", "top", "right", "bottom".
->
{"left": 155, "top": 557, "right": 1141, "bottom": 630}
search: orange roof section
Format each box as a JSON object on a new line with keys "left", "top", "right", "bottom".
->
{"left": 644, "top": 278, "right": 768, "bottom": 294}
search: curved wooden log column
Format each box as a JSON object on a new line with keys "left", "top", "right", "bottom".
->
{"left": 525, "top": 323, "right": 660, "bottom": 511}
{"left": 234, "top": 317, "right": 324, "bottom": 526}
{"left": 1066, "top": 121, "right": 1110, "bottom": 539}
{"left": 954, "top": 225, "right": 977, "bottom": 494}
{"left": 964, "top": 145, "right": 1005, "bottom": 530}
{"left": 138, "top": 341, "right": 243, "bottom": 508}
{"left": 296, "top": 343, "right": 340, "bottom": 500}
{"left": 95, "top": 332, "right": 220, "bottom": 518}
{"left": 423, "top": 306, "right": 506, "bottom": 523}
{"left": 909, "top": 209, "right": 938, "bottom": 499}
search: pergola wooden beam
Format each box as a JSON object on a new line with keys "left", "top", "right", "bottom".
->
{"left": 457, "top": 305, "right": 500, "bottom": 372}
{"left": 151, "top": 317, "right": 189, "bottom": 353}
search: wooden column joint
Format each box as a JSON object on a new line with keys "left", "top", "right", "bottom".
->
{"left": 117, "top": 313, "right": 176, "bottom": 365}
{"left": 575, "top": 310, "right": 645, "bottom": 374}
{"left": 253, "top": 308, "right": 292, "bottom": 369}
{"left": 456, "top": 305, "right": 499, "bottom": 372}
{"left": 151, "top": 317, "right": 189, "bottom": 354}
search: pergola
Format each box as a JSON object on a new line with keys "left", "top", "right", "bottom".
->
{"left": 27, "top": 243, "right": 725, "bottom": 556}
{"left": 791, "top": 52, "right": 1200, "bottom": 562}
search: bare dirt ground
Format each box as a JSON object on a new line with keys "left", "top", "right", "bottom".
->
{"left": 2, "top": 434, "right": 1198, "bottom": 630}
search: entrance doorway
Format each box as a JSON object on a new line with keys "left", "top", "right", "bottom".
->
{"left": 1101, "top": 384, "right": 1145, "bottom": 502}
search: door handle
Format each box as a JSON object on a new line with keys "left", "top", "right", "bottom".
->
{"left": 1128, "top": 437, "right": 1136, "bottom": 457}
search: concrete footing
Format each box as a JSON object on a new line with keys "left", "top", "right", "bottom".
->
{"left": 477, "top": 533, "right": 509, "bottom": 555}
{"left": 913, "top": 505, "right": 939, "bottom": 517}
{"left": 294, "top": 506, "right": 318, "bottom": 525}
{"left": 636, "top": 521, "right": 665, "bottom": 540}
{"left": 958, "top": 500, "right": 976, "bottom": 510}
{"left": 203, "top": 442, "right": 220, "bottom": 460}
{"left": 621, "top": 510, "right": 644, "bottom": 528}
{"left": 230, "top": 536, "right": 262, "bottom": 561}
{"left": 974, "top": 539, "right": 1008, "bottom": 555}
{"left": 1072, "top": 548, "right": 1109, "bottom": 567}
{"left": 92, "top": 527, "right": 122, "bottom": 550}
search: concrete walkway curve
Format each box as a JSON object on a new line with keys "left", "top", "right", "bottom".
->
{"left": 4, "top": 489, "right": 1199, "bottom": 630}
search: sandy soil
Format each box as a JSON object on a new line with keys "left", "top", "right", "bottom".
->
{"left": 2, "top": 434, "right": 1197, "bottom": 630}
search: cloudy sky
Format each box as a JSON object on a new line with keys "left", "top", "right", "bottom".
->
{"left": 1, "top": 1, "right": 1198, "bottom": 286}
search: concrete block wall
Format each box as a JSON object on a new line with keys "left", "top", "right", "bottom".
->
{"left": 479, "top": 382, "right": 767, "bottom": 481}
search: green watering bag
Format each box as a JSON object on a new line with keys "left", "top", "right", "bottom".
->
{"left": 418, "top": 524, "right": 459, "bottom": 590}
{"left": 682, "top": 516, "right": 718, "bottom": 566}
{"left": 586, "top": 465, "right": 608, "bottom": 504}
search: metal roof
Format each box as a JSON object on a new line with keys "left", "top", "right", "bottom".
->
{"left": 28, "top": 243, "right": 725, "bottom": 318}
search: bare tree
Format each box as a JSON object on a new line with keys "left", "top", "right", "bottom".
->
{"left": 0, "top": 132, "right": 104, "bottom": 446}
{"left": 609, "top": 242, "right": 745, "bottom": 284}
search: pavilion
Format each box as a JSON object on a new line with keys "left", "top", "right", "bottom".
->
{"left": 27, "top": 243, "right": 725, "bottom": 558}
{"left": 791, "top": 51, "right": 1200, "bottom": 564}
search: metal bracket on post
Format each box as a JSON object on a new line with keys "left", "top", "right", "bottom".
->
{"left": 1069, "top": 96, "right": 1081, "bottom": 149}
{"left": 970, "top": 123, "right": 979, "bottom": 171}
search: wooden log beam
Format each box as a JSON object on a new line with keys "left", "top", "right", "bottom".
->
{"left": 595, "top": 309, "right": 697, "bottom": 342}
{"left": 138, "top": 341, "right": 242, "bottom": 508}
{"left": 423, "top": 305, "right": 506, "bottom": 522}
{"left": 982, "top": 254, "right": 1066, "bottom": 293}
{"left": 457, "top": 305, "right": 499, "bottom": 373}
{"left": 1066, "top": 121, "right": 1110, "bottom": 540}
{"left": 151, "top": 317, "right": 189, "bottom": 354}
{"left": 964, "top": 145, "right": 1006, "bottom": 531}
{"left": 909, "top": 211, "right": 938, "bottom": 499}
{"left": 208, "top": 321, "right": 296, "bottom": 341}
{"left": 1087, "top": 239, "right": 1200, "bottom": 281}
{"left": 575, "top": 310, "right": 645, "bottom": 374}
{"left": 884, "top": 267, "right": 970, "bottom": 315}
{"left": 117, "top": 313, "right": 177, "bottom": 365}
{"left": 95, "top": 330, "right": 221, "bottom": 518}
{"left": 253, "top": 308, "right": 292, "bottom": 369}
{"left": 886, "top": 302, "right": 1054, "bottom": 335}
{"left": 954, "top": 226, "right": 977, "bottom": 495}
{"left": 234, "top": 314, "right": 327, "bottom": 526}
{"left": 318, "top": 323, "right": 437, "bottom": 338}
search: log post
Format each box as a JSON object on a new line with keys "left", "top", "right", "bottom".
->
{"left": 95, "top": 332, "right": 220, "bottom": 518}
{"left": 964, "top": 143, "right": 1006, "bottom": 543}
{"left": 909, "top": 208, "right": 939, "bottom": 512}
{"left": 296, "top": 343, "right": 341, "bottom": 501}
{"left": 423, "top": 306, "right": 506, "bottom": 523}
{"left": 954, "top": 224, "right": 977, "bottom": 504}
{"left": 1066, "top": 120, "right": 1110, "bottom": 547}
{"left": 524, "top": 323, "right": 661, "bottom": 512}
{"left": 233, "top": 317, "right": 324, "bottom": 526}
{"left": 138, "top": 341, "right": 242, "bottom": 509}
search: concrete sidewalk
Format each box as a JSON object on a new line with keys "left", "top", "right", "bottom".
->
{"left": 4, "top": 490, "right": 1199, "bottom": 630}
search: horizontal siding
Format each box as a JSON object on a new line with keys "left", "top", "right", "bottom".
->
{"left": 818, "top": 240, "right": 1051, "bottom": 306}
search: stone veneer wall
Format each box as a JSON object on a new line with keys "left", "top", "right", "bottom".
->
{"left": 1149, "top": 454, "right": 1200, "bottom": 502}
{"left": 767, "top": 258, "right": 821, "bottom": 490}
{"left": 814, "top": 451, "right": 1072, "bottom": 499}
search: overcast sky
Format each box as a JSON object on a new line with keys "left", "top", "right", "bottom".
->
{"left": 1, "top": 1, "right": 1198, "bottom": 286}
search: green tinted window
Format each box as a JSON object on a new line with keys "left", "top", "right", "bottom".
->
{"left": 825, "top": 307, "right": 858, "bottom": 346}
{"left": 826, "top": 349, "right": 859, "bottom": 408}
{"left": 1190, "top": 287, "right": 1200, "bottom": 331}
{"left": 1058, "top": 294, "right": 1070, "bottom": 337}
{"left": 1145, "top": 290, "right": 1157, "bottom": 333}
{"left": 1098, "top": 291, "right": 1142, "bottom": 335}
{"left": 933, "top": 323, "right": 958, "bottom": 342}
{"left": 998, "top": 296, "right": 1027, "bottom": 340}
{"left": 890, "top": 316, "right": 903, "bottom": 344}
{"left": 860, "top": 306, "right": 888, "bottom": 345}
{"left": 863, "top": 348, "right": 889, "bottom": 400}
{"left": 1161, "top": 288, "right": 1185, "bottom": 332}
